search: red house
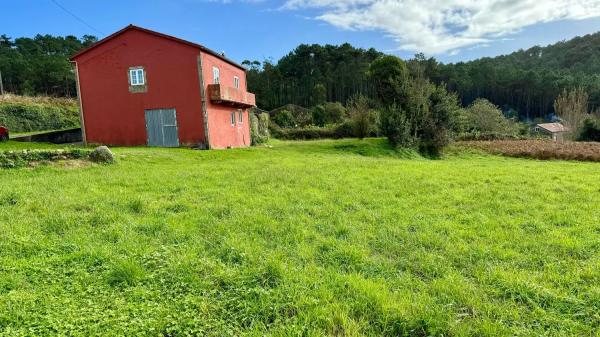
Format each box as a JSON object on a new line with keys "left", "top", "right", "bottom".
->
{"left": 70, "top": 25, "right": 255, "bottom": 148}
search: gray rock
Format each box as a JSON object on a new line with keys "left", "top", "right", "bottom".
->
{"left": 89, "top": 146, "right": 115, "bottom": 163}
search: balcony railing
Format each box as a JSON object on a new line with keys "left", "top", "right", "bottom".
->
{"left": 207, "top": 84, "right": 256, "bottom": 108}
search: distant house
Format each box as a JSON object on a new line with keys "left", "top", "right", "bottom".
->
{"left": 534, "top": 123, "right": 569, "bottom": 141}
{"left": 70, "top": 25, "right": 255, "bottom": 148}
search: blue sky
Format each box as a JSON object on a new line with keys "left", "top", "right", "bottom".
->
{"left": 4, "top": 0, "right": 600, "bottom": 64}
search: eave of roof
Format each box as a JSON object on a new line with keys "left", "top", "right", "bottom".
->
{"left": 536, "top": 123, "right": 569, "bottom": 133}
{"left": 70, "top": 24, "right": 246, "bottom": 71}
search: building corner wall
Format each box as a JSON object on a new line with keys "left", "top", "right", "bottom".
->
{"left": 73, "top": 61, "right": 87, "bottom": 145}
{"left": 197, "top": 54, "right": 211, "bottom": 149}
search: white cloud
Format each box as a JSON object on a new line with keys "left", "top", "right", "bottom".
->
{"left": 282, "top": 0, "right": 600, "bottom": 54}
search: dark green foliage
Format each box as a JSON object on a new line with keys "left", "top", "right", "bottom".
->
{"left": 312, "top": 102, "right": 347, "bottom": 126}
{"left": 272, "top": 109, "right": 296, "bottom": 128}
{"left": 244, "top": 43, "right": 382, "bottom": 109}
{"left": 0, "top": 101, "right": 80, "bottom": 133}
{"left": 347, "top": 95, "right": 376, "bottom": 139}
{"left": 419, "top": 85, "right": 462, "bottom": 155}
{"left": 458, "top": 99, "right": 519, "bottom": 138}
{"left": 250, "top": 112, "right": 270, "bottom": 145}
{"left": 0, "top": 34, "right": 96, "bottom": 96}
{"left": 379, "top": 104, "right": 413, "bottom": 147}
{"left": 312, "top": 83, "right": 327, "bottom": 105}
{"left": 0, "top": 148, "right": 90, "bottom": 168}
{"left": 578, "top": 119, "right": 600, "bottom": 141}
{"left": 421, "top": 32, "right": 600, "bottom": 119}
{"left": 369, "top": 55, "right": 410, "bottom": 106}
{"left": 270, "top": 122, "right": 356, "bottom": 140}
{"left": 376, "top": 68, "right": 461, "bottom": 155}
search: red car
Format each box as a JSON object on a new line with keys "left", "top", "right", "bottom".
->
{"left": 0, "top": 126, "right": 8, "bottom": 142}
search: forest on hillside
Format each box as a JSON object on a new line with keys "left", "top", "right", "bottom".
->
{"left": 2, "top": 31, "right": 600, "bottom": 121}
{"left": 245, "top": 32, "right": 600, "bottom": 120}
{"left": 0, "top": 34, "right": 97, "bottom": 97}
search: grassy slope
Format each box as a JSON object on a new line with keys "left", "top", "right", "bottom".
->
{"left": 0, "top": 94, "right": 80, "bottom": 134}
{"left": 0, "top": 139, "right": 599, "bottom": 336}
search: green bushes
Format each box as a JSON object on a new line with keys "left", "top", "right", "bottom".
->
{"left": 0, "top": 95, "right": 80, "bottom": 133}
{"left": 270, "top": 121, "right": 357, "bottom": 140}
{"left": 458, "top": 99, "right": 520, "bottom": 136}
{"left": 250, "top": 112, "right": 270, "bottom": 145}
{"left": 577, "top": 119, "right": 600, "bottom": 141}
{"left": 0, "top": 149, "right": 90, "bottom": 168}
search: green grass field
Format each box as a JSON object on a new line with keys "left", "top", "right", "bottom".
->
{"left": 0, "top": 139, "right": 599, "bottom": 336}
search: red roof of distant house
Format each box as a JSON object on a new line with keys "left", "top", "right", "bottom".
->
{"left": 70, "top": 25, "right": 246, "bottom": 70}
{"left": 536, "top": 123, "right": 569, "bottom": 133}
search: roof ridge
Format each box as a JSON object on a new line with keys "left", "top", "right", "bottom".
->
{"left": 70, "top": 25, "right": 246, "bottom": 71}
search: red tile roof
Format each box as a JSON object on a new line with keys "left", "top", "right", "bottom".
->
{"left": 536, "top": 123, "right": 569, "bottom": 133}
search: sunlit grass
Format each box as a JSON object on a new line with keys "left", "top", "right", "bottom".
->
{"left": 0, "top": 138, "right": 599, "bottom": 336}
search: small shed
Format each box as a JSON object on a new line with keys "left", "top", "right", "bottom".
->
{"left": 534, "top": 123, "right": 569, "bottom": 141}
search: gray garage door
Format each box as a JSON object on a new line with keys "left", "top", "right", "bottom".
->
{"left": 144, "top": 109, "right": 179, "bottom": 147}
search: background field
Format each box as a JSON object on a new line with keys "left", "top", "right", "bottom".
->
{"left": 0, "top": 139, "right": 599, "bottom": 336}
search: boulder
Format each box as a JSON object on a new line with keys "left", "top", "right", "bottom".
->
{"left": 89, "top": 146, "right": 115, "bottom": 163}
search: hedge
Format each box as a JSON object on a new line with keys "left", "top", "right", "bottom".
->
{"left": 0, "top": 149, "right": 91, "bottom": 168}
{"left": 0, "top": 102, "right": 80, "bottom": 133}
{"left": 270, "top": 121, "right": 356, "bottom": 140}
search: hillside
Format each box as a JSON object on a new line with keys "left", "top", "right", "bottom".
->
{"left": 427, "top": 32, "right": 600, "bottom": 120}
{"left": 0, "top": 94, "right": 80, "bottom": 133}
{"left": 245, "top": 32, "right": 600, "bottom": 120}
{"left": 491, "top": 32, "right": 600, "bottom": 73}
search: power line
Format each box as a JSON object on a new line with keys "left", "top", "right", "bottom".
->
{"left": 49, "top": 0, "right": 105, "bottom": 36}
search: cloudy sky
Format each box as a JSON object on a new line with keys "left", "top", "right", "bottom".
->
{"left": 4, "top": 0, "right": 600, "bottom": 63}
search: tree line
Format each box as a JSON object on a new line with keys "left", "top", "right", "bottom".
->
{"left": 245, "top": 32, "right": 600, "bottom": 121}
{"left": 2, "top": 30, "right": 600, "bottom": 123}
{"left": 0, "top": 34, "right": 97, "bottom": 97}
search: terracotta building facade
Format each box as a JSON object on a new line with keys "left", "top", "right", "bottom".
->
{"left": 71, "top": 25, "right": 255, "bottom": 148}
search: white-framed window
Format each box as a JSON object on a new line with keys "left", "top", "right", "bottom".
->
{"left": 238, "top": 110, "right": 243, "bottom": 123}
{"left": 213, "top": 67, "right": 220, "bottom": 84}
{"left": 233, "top": 76, "right": 240, "bottom": 89}
{"left": 129, "top": 68, "right": 145, "bottom": 86}
{"left": 230, "top": 111, "right": 236, "bottom": 126}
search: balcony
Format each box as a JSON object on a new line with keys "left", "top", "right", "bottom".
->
{"left": 207, "top": 84, "right": 256, "bottom": 108}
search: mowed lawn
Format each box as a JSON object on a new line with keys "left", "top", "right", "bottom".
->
{"left": 0, "top": 139, "right": 599, "bottom": 336}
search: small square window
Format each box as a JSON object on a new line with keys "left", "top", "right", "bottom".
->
{"left": 238, "top": 110, "right": 243, "bottom": 123}
{"left": 129, "top": 68, "right": 145, "bottom": 86}
{"left": 230, "top": 111, "right": 236, "bottom": 126}
{"left": 233, "top": 76, "right": 239, "bottom": 89}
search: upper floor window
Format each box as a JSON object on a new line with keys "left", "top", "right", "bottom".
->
{"left": 213, "top": 67, "right": 220, "bottom": 84}
{"left": 129, "top": 68, "right": 145, "bottom": 86}
{"left": 233, "top": 76, "right": 240, "bottom": 89}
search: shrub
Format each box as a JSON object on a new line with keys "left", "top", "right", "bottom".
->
{"left": 379, "top": 104, "right": 414, "bottom": 147}
{"left": 577, "top": 119, "right": 600, "bottom": 142}
{"left": 270, "top": 122, "right": 355, "bottom": 140}
{"left": 461, "top": 99, "right": 519, "bottom": 135}
{"left": 250, "top": 112, "right": 270, "bottom": 145}
{"left": 312, "top": 102, "right": 347, "bottom": 127}
{"left": 348, "top": 95, "right": 375, "bottom": 139}
{"left": 419, "top": 85, "right": 461, "bottom": 156}
{"left": 272, "top": 109, "right": 295, "bottom": 128}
